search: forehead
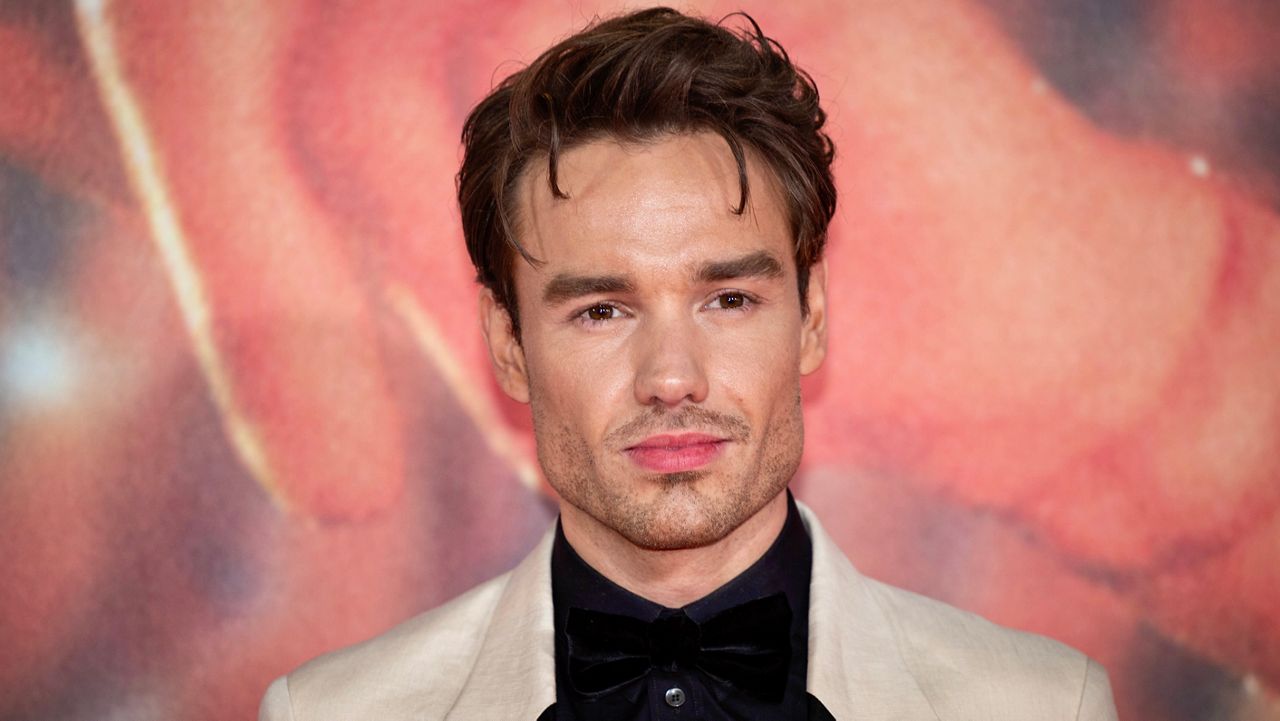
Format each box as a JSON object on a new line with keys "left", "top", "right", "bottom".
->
{"left": 512, "top": 132, "right": 792, "bottom": 277}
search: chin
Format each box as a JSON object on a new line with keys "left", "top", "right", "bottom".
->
{"left": 606, "top": 481, "right": 762, "bottom": 551}
{"left": 617, "top": 519, "right": 728, "bottom": 552}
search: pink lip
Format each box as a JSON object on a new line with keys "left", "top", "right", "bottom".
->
{"left": 624, "top": 433, "right": 728, "bottom": 473}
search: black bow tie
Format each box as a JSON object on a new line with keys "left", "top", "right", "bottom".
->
{"left": 564, "top": 592, "right": 793, "bottom": 704}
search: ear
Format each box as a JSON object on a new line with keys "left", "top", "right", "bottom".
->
{"left": 799, "top": 259, "right": 828, "bottom": 376}
{"left": 479, "top": 288, "right": 530, "bottom": 403}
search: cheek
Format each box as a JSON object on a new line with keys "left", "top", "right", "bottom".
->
{"left": 709, "top": 322, "right": 803, "bottom": 404}
{"left": 525, "top": 341, "right": 632, "bottom": 430}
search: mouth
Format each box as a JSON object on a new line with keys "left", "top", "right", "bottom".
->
{"left": 623, "top": 433, "right": 729, "bottom": 474}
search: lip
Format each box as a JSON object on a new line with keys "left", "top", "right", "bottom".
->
{"left": 624, "top": 433, "right": 728, "bottom": 473}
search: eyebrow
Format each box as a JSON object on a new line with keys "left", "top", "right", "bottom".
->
{"left": 540, "top": 250, "right": 785, "bottom": 305}
{"left": 696, "top": 251, "right": 785, "bottom": 283}
{"left": 542, "top": 273, "right": 635, "bottom": 305}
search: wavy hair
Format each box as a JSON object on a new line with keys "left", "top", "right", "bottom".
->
{"left": 457, "top": 7, "right": 836, "bottom": 337}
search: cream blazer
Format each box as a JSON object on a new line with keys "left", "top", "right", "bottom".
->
{"left": 260, "top": 504, "right": 1118, "bottom": 720}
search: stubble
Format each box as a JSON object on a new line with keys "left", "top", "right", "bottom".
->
{"left": 533, "top": 394, "right": 805, "bottom": 551}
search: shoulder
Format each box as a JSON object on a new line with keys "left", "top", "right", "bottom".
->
{"left": 800, "top": 501, "right": 1116, "bottom": 721}
{"left": 260, "top": 572, "right": 511, "bottom": 721}
{"left": 862, "top": 577, "right": 1116, "bottom": 721}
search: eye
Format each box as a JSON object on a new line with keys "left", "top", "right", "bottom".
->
{"left": 585, "top": 304, "right": 616, "bottom": 321}
{"left": 575, "top": 302, "right": 624, "bottom": 326}
{"left": 707, "top": 291, "right": 754, "bottom": 311}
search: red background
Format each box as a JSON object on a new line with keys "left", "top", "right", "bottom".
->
{"left": 1, "top": 1, "right": 1278, "bottom": 719}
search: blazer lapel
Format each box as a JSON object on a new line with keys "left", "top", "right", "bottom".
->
{"left": 447, "top": 528, "right": 558, "bottom": 721}
{"left": 800, "top": 504, "right": 941, "bottom": 721}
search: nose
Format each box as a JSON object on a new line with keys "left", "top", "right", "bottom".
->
{"left": 632, "top": 314, "right": 709, "bottom": 408}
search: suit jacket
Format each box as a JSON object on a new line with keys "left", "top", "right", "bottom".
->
{"left": 260, "top": 504, "right": 1119, "bottom": 720}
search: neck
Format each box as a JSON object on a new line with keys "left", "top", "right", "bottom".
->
{"left": 559, "top": 492, "right": 789, "bottom": 608}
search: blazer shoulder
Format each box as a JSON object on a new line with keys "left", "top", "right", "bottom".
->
{"left": 269, "top": 571, "right": 513, "bottom": 720}
{"left": 861, "top": 578, "right": 1117, "bottom": 721}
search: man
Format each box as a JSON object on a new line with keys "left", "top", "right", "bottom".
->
{"left": 261, "top": 8, "right": 1119, "bottom": 720}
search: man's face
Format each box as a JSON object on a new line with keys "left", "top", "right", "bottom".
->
{"left": 483, "top": 132, "right": 827, "bottom": 551}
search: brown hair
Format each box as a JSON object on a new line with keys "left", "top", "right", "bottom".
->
{"left": 457, "top": 7, "right": 836, "bottom": 337}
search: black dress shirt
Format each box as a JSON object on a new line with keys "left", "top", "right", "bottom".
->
{"left": 547, "top": 493, "right": 823, "bottom": 720}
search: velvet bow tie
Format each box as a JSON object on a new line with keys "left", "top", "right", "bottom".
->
{"left": 564, "top": 592, "right": 793, "bottom": 704}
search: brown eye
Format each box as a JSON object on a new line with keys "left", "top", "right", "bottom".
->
{"left": 716, "top": 293, "right": 746, "bottom": 309}
{"left": 586, "top": 304, "right": 615, "bottom": 321}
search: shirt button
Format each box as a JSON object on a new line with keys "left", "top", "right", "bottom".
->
{"left": 664, "top": 687, "right": 686, "bottom": 708}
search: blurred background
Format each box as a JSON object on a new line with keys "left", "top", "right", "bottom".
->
{"left": 1, "top": 0, "right": 1278, "bottom": 719}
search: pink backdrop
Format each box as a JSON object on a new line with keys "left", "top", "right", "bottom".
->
{"left": 2, "top": 1, "right": 1278, "bottom": 719}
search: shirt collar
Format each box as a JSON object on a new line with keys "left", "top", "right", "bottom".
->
{"left": 551, "top": 491, "right": 812, "bottom": 622}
